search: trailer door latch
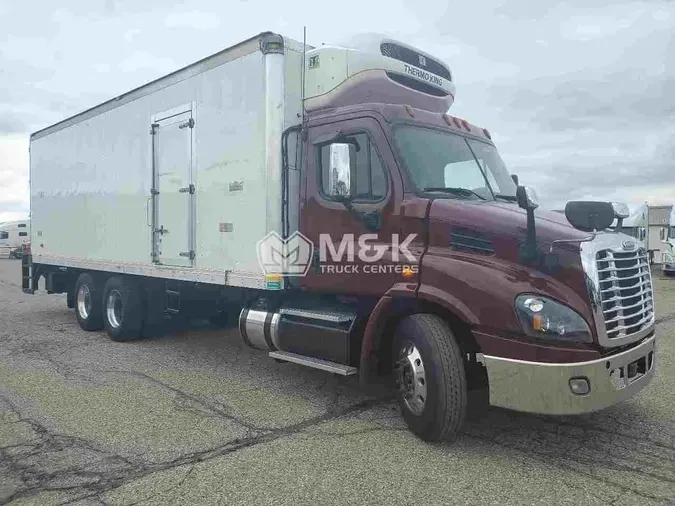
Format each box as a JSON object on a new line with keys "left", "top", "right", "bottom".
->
{"left": 155, "top": 226, "right": 167, "bottom": 235}
{"left": 178, "top": 118, "right": 195, "bottom": 129}
{"left": 179, "top": 250, "right": 195, "bottom": 260}
{"left": 179, "top": 184, "right": 195, "bottom": 194}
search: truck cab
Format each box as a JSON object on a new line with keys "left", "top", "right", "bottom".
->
{"left": 279, "top": 37, "right": 656, "bottom": 437}
{"left": 0, "top": 219, "right": 30, "bottom": 258}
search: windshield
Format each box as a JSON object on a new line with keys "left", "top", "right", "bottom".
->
{"left": 392, "top": 125, "right": 517, "bottom": 200}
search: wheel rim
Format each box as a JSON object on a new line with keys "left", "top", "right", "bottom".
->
{"left": 395, "top": 342, "right": 427, "bottom": 415}
{"left": 106, "top": 289, "right": 123, "bottom": 329}
{"left": 77, "top": 285, "right": 91, "bottom": 319}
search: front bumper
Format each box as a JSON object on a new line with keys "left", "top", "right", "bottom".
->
{"left": 483, "top": 335, "right": 656, "bottom": 415}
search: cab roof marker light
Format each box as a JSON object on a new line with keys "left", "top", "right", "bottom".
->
{"left": 461, "top": 119, "right": 471, "bottom": 131}
{"left": 442, "top": 113, "right": 453, "bottom": 126}
{"left": 452, "top": 116, "right": 462, "bottom": 128}
{"left": 483, "top": 128, "right": 491, "bottom": 139}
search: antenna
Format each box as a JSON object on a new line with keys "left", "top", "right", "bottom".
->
{"left": 301, "top": 26, "right": 307, "bottom": 127}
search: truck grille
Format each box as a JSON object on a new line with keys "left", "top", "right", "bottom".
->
{"left": 596, "top": 247, "right": 654, "bottom": 341}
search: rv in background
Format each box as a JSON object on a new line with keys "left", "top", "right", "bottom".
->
{"left": 0, "top": 219, "right": 30, "bottom": 259}
{"left": 662, "top": 206, "right": 675, "bottom": 276}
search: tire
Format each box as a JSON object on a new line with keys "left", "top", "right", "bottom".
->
{"left": 74, "top": 273, "right": 104, "bottom": 331}
{"left": 102, "top": 276, "right": 144, "bottom": 342}
{"left": 393, "top": 313, "right": 467, "bottom": 442}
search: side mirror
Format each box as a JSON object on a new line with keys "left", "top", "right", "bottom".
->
{"left": 511, "top": 174, "right": 519, "bottom": 186}
{"left": 328, "top": 143, "right": 355, "bottom": 200}
{"left": 611, "top": 202, "right": 630, "bottom": 219}
{"left": 564, "top": 201, "right": 615, "bottom": 232}
{"left": 516, "top": 185, "right": 539, "bottom": 211}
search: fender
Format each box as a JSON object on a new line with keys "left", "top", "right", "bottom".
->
{"left": 358, "top": 282, "right": 479, "bottom": 384}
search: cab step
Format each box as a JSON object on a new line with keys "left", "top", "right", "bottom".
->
{"left": 268, "top": 351, "right": 357, "bottom": 376}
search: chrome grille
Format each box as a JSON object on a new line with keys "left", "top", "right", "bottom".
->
{"left": 596, "top": 247, "right": 654, "bottom": 341}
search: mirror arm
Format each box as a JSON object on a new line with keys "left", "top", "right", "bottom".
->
{"left": 519, "top": 208, "right": 538, "bottom": 264}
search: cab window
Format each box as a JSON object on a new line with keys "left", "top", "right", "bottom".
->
{"left": 319, "top": 132, "right": 387, "bottom": 202}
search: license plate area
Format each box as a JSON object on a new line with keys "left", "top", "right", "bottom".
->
{"left": 609, "top": 351, "right": 654, "bottom": 390}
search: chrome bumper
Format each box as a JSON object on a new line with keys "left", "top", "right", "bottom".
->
{"left": 483, "top": 335, "right": 656, "bottom": 415}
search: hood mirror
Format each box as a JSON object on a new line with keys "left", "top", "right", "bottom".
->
{"left": 611, "top": 202, "right": 630, "bottom": 219}
{"left": 611, "top": 202, "right": 630, "bottom": 233}
{"left": 516, "top": 185, "right": 539, "bottom": 211}
{"left": 565, "top": 201, "right": 615, "bottom": 232}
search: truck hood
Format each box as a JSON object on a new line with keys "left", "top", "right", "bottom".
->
{"left": 428, "top": 199, "right": 592, "bottom": 249}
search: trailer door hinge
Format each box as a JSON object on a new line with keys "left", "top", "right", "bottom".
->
{"left": 178, "top": 118, "right": 195, "bottom": 129}
{"left": 179, "top": 184, "right": 195, "bottom": 194}
{"left": 150, "top": 123, "right": 159, "bottom": 135}
{"left": 179, "top": 250, "right": 195, "bottom": 260}
{"left": 150, "top": 188, "right": 159, "bottom": 196}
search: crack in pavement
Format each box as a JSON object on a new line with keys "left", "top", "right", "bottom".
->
{"left": 0, "top": 390, "right": 392, "bottom": 505}
{"left": 465, "top": 410, "right": 675, "bottom": 504}
{"left": 111, "top": 370, "right": 264, "bottom": 433}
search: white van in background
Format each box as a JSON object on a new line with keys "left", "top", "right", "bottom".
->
{"left": 0, "top": 219, "right": 30, "bottom": 259}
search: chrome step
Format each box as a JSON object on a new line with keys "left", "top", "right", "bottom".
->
{"left": 268, "top": 351, "right": 357, "bottom": 376}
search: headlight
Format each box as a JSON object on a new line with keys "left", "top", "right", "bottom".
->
{"left": 515, "top": 294, "right": 592, "bottom": 343}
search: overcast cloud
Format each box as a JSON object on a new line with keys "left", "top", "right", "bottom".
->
{"left": 1, "top": 0, "right": 673, "bottom": 223}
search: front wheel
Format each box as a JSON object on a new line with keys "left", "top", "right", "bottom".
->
{"left": 393, "top": 313, "right": 467, "bottom": 442}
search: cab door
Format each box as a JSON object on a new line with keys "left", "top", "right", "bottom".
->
{"left": 298, "top": 116, "right": 413, "bottom": 295}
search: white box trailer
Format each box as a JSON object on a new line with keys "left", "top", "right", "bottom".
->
{"left": 29, "top": 33, "right": 305, "bottom": 288}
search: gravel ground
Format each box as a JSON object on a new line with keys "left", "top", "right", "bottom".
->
{"left": 1, "top": 259, "right": 674, "bottom": 505}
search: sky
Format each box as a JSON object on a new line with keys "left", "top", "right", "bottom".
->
{"left": 0, "top": 0, "right": 673, "bottom": 223}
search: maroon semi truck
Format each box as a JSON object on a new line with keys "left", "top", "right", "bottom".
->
{"left": 23, "top": 32, "right": 657, "bottom": 441}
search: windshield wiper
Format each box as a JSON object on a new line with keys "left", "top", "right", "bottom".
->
{"left": 494, "top": 193, "right": 517, "bottom": 202}
{"left": 423, "top": 187, "right": 486, "bottom": 200}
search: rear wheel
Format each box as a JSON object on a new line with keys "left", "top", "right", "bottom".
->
{"left": 393, "top": 313, "right": 467, "bottom": 442}
{"left": 102, "top": 276, "right": 144, "bottom": 342}
{"left": 74, "top": 273, "right": 104, "bottom": 331}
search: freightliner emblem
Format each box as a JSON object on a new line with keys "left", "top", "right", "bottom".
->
{"left": 622, "top": 240, "right": 636, "bottom": 251}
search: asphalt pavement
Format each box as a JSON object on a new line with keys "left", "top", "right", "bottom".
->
{"left": 1, "top": 259, "right": 674, "bottom": 505}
